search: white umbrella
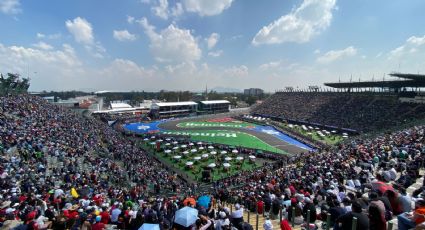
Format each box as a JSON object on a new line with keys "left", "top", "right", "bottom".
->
{"left": 150, "top": 142, "right": 156, "bottom": 145}
{"left": 210, "top": 151, "right": 217, "bottom": 155}
{"left": 208, "top": 146, "right": 214, "bottom": 149}
{"left": 166, "top": 138, "right": 171, "bottom": 141}
{"left": 143, "top": 138, "right": 149, "bottom": 141}
{"left": 199, "top": 147, "right": 205, "bottom": 150}
{"left": 165, "top": 143, "right": 171, "bottom": 146}
{"left": 236, "top": 156, "right": 243, "bottom": 161}
{"left": 223, "top": 163, "right": 231, "bottom": 168}
{"left": 164, "top": 150, "right": 172, "bottom": 154}
{"left": 225, "top": 157, "right": 232, "bottom": 161}
{"left": 182, "top": 151, "right": 189, "bottom": 155}
{"left": 249, "top": 155, "right": 256, "bottom": 159}
{"left": 197, "top": 142, "right": 203, "bottom": 145}
{"left": 208, "top": 163, "right": 216, "bottom": 168}
{"left": 173, "top": 155, "right": 182, "bottom": 159}
{"left": 202, "top": 154, "right": 209, "bottom": 158}
{"left": 173, "top": 146, "right": 179, "bottom": 150}
{"left": 173, "top": 141, "right": 178, "bottom": 145}
{"left": 220, "top": 151, "right": 227, "bottom": 155}
{"left": 157, "top": 139, "right": 163, "bottom": 142}
{"left": 194, "top": 157, "right": 201, "bottom": 161}
{"left": 191, "top": 149, "right": 197, "bottom": 153}
{"left": 181, "top": 145, "right": 187, "bottom": 148}
{"left": 232, "top": 149, "right": 238, "bottom": 154}
{"left": 151, "top": 136, "right": 156, "bottom": 139}
{"left": 186, "top": 161, "right": 193, "bottom": 166}
{"left": 189, "top": 143, "right": 194, "bottom": 146}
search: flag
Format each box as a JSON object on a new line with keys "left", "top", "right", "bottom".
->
{"left": 71, "top": 188, "right": 79, "bottom": 198}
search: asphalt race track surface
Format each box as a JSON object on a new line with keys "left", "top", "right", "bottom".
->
{"left": 158, "top": 114, "right": 310, "bottom": 154}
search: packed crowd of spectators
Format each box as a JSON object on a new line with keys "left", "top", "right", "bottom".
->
{"left": 1, "top": 94, "right": 425, "bottom": 230}
{"left": 253, "top": 92, "right": 425, "bottom": 132}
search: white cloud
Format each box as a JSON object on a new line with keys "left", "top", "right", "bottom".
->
{"left": 252, "top": 0, "right": 337, "bottom": 45}
{"left": 208, "top": 50, "right": 223, "bottom": 57}
{"left": 65, "top": 17, "right": 106, "bottom": 58}
{"left": 0, "top": 43, "right": 81, "bottom": 83}
{"left": 0, "top": 0, "right": 21, "bottom": 14}
{"left": 36, "top": 32, "right": 61, "bottom": 40}
{"left": 314, "top": 49, "right": 321, "bottom": 54}
{"left": 100, "top": 59, "right": 154, "bottom": 79}
{"left": 206, "top": 33, "right": 219, "bottom": 49}
{"left": 224, "top": 65, "right": 248, "bottom": 77}
{"left": 138, "top": 17, "right": 201, "bottom": 63}
{"left": 317, "top": 46, "right": 357, "bottom": 64}
{"left": 127, "top": 15, "right": 135, "bottom": 24}
{"left": 36, "top": 33, "right": 45, "bottom": 39}
{"left": 32, "top": 41, "right": 54, "bottom": 51}
{"left": 140, "top": 0, "right": 150, "bottom": 4}
{"left": 229, "top": 34, "right": 243, "bottom": 41}
{"left": 407, "top": 35, "right": 425, "bottom": 46}
{"left": 113, "top": 30, "right": 137, "bottom": 41}
{"left": 183, "top": 0, "right": 233, "bottom": 16}
{"left": 151, "top": 0, "right": 183, "bottom": 20}
{"left": 171, "top": 2, "right": 184, "bottom": 17}
{"left": 389, "top": 35, "right": 425, "bottom": 59}
{"left": 259, "top": 60, "right": 283, "bottom": 70}
{"left": 152, "top": 0, "right": 169, "bottom": 20}
{"left": 65, "top": 17, "right": 94, "bottom": 44}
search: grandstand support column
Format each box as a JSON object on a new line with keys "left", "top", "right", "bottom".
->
{"left": 291, "top": 207, "right": 295, "bottom": 227}
{"left": 387, "top": 221, "right": 393, "bottom": 230}
{"left": 326, "top": 213, "right": 331, "bottom": 230}
{"left": 255, "top": 212, "right": 259, "bottom": 230}
{"left": 351, "top": 217, "right": 357, "bottom": 230}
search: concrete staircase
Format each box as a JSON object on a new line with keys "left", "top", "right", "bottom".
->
{"left": 218, "top": 202, "right": 304, "bottom": 230}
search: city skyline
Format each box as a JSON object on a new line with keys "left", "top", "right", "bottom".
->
{"left": 0, "top": 0, "right": 425, "bottom": 92}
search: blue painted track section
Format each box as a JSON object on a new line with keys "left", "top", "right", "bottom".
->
{"left": 123, "top": 120, "right": 163, "bottom": 134}
{"left": 250, "top": 125, "right": 313, "bottom": 151}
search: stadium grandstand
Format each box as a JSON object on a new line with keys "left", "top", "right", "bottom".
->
{"left": 253, "top": 73, "right": 425, "bottom": 133}
{"left": 3, "top": 73, "right": 425, "bottom": 230}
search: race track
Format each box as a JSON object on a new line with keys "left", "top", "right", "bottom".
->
{"left": 158, "top": 114, "right": 311, "bottom": 154}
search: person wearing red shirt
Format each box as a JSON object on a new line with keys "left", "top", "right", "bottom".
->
{"left": 257, "top": 199, "right": 264, "bottom": 214}
{"left": 100, "top": 207, "right": 110, "bottom": 224}
{"left": 92, "top": 216, "right": 106, "bottom": 230}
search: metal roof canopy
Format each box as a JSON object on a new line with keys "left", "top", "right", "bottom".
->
{"left": 199, "top": 100, "right": 230, "bottom": 104}
{"left": 324, "top": 72, "right": 425, "bottom": 89}
{"left": 153, "top": 101, "right": 197, "bottom": 107}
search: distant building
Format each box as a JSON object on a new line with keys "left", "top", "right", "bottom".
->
{"left": 244, "top": 88, "right": 264, "bottom": 96}
{"left": 198, "top": 100, "right": 230, "bottom": 114}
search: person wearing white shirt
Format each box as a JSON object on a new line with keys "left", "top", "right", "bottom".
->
{"left": 263, "top": 216, "right": 273, "bottom": 230}
{"left": 231, "top": 204, "right": 244, "bottom": 228}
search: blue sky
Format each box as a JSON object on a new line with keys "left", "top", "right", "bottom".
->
{"left": 1, "top": 0, "right": 425, "bottom": 92}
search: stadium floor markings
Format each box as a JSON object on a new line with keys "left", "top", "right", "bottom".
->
{"left": 146, "top": 116, "right": 312, "bottom": 154}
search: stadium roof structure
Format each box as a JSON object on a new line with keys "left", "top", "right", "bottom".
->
{"left": 110, "top": 102, "right": 132, "bottom": 109}
{"left": 199, "top": 100, "right": 230, "bottom": 104}
{"left": 324, "top": 72, "right": 425, "bottom": 89}
{"left": 153, "top": 101, "right": 197, "bottom": 107}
